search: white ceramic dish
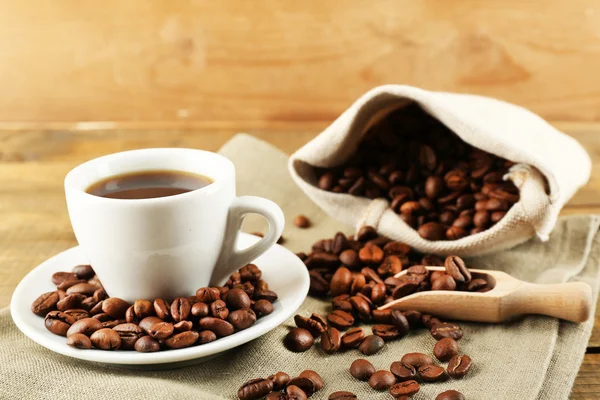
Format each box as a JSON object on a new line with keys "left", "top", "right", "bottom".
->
{"left": 10, "top": 233, "right": 309, "bottom": 367}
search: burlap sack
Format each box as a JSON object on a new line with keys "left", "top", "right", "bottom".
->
{"left": 289, "top": 85, "right": 592, "bottom": 256}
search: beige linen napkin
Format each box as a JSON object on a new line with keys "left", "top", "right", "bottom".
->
{"left": 1, "top": 134, "right": 598, "bottom": 400}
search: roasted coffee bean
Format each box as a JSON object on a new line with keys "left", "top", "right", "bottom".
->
{"left": 378, "top": 255, "right": 404, "bottom": 277}
{"left": 92, "top": 288, "right": 107, "bottom": 303}
{"left": 198, "top": 317, "right": 234, "bottom": 337}
{"left": 129, "top": 300, "right": 152, "bottom": 320}
{"left": 418, "top": 364, "right": 446, "bottom": 382}
{"left": 348, "top": 296, "right": 371, "bottom": 321}
{"left": 402, "top": 310, "right": 423, "bottom": 328}
{"left": 268, "top": 371, "right": 291, "bottom": 391}
{"left": 254, "top": 289, "right": 278, "bottom": 302}
{"left": 57, "top": 279, "right": 88, "bottom": 292}
{"left": 80, "top": 296, "right": 97, "bottom": 311}
{"left": 67, "top": 317, "right": 103, "bottom": 337}
{"left": 284, "top": 328, "right": 314, "bottom": 352}
{"left": 66, "top": 333, "right": 93, "bottom": 349}
{"left": 139, "top": 316, "right": 174, "bottom": 340}
{"left": 421, "top": 314, "right": 441, "bottom": 329}
{"left": 174, "top": 320, "right": 193, "bottom": 332}
{"left": 89, "top": 300, "right": 104, "bottom": 316}
{"left": 169, "top": 297, "right": 191, "bottom": 322}
{"left": 295, "top": 313, "right": 327, "bottom": 337}
{"left": 164, "top": 331, "right": 199, "bottom": 349}
{"left": 92, "top": 313, "right": 113, "bottom": 322}
{"left": 444, "top": 255, "right": 471, "bottom": 283}
{"left": 102, "top": 319, "right": 126, "bottom": 329}
{"left": 196, "top": 287, "right": 221, "bottom": 303}
{"left": 389, "top": 380, "right": 420, "bottom": 397}
{"left": 210, "top": 299, "right": 229, "bottom": 320}
{"left": 72, "top": 264, "right": 94, "bottom": 280}
{"left": 66, "top": 283, "right": 97, "bottom": 296}
{"left": 152, "top": 298, "right": 171, "bottom": 320}
{"left": 361, "top": 267, "right": 383, "bottom": 284}
{"left": 102, "top": 297, "right": 130, "bottom": 319}
{"left": 228, "top": 309, "right": 256, "bottom": 330}
{"left": 286, "top": 385, "right": 308, "bottom": 400}
{"left": 356, "top": 292, "right": 375, "bottom": 309}
{"left": 431, "top": 274, "right": 457, "bottom": 291}
{"left": 392, "top": 281, "right": 419, "bottom": 299}
{"left": 338, "top": 249, "right": 360, "bottom": 269}
{"left": 328, "top": 391, "right": 357, "bottom": 400}
{"left": 31, "top": 291, "right": 59, "bottom": 316}
{"left": 321, "top": 327, "right": 342, "bottom": 354}
{"left": 238, "top": 378, "right": 274, "bottom": 400}
{"left": 287, "top": 377, "right": 316, "bottom": 397}
{"left": 44, "top": 310, "right": 75, "bottom": 336}
{"left": 56, "top": 293, "right": 85, "bottom": 311}
{"left": 63, "top": 309, "right": 89, "bottom": 321}
{"left": 224, "top": 288, "right": 252, "bottom": 311}
{"left": 369, "top": 370, "right": 396, "bottom": 391}
{"left": 358, "top": 334, "right": 384, "bottom": 355}
{"left": 299, "top": 370, "right": 324, "bottom": 391}
{"left": 113, "top": 323, "right": 144, "bottom": 350}
{"left": 418, "top": 222, "right": 447, "bottom": 241}
{"left": 467, "top": 278, "right": 488, "bottom": 291}
{"left": 431, "top": 322, "right": 464, "bottom": 341}
{"left": 371, "top": 324, "right": 399, "bottom": 341}
{"left": 191, "top": 301, "right": 210, "bottom": 318}
{"left": 370, "top": 282, "right": 386, "bottom": 304}
{"left": 447, "top": 354, "right": 472, "bottom": 378}
{"left": 90, "top": 328, "right": 121, "bottom": 350}
{"left": 359, "top": 244, "right": 384, "bottom": 265}
{"left": 436, "top": 390, "right": 466, "bottom": 400}
{"left": 309, "top": 270, "right": 329, "bottom": 296}
{"left": 240, "top": 263, "right": 262, "bottom": 282}
{"left": 330, "top": 267, "right": 352, "bottom": 296}
{"left": 390, "top": 310, "right": 410, "bottom": 336}
{"left": 350, "top": 274, "right": 366, "bottom": 294}
{"left": 331, "top": 294, "right": 353, "bottom": 313}
{"left": 252, "top": 299, "right": 274, "bottom": 317}
{"left": 134, "top": 336, "right": 160, "bottom": 352}
{"left": 326, "top": 310, "right": 354, "bottom": 330}
{"left": 390, "top": 361, "right": 417, "bottom": 381}
{"left": 401, "top": 352, "right": 433, "bottom": 368}
{"left": 341, "top": 327, "right": 365, "bottom": 348}
{"left": 198, "top": 330, "right": 217, "bottom": 344}
{"left": 434, "top": 337, "right": 460, "bottom": 361}
{"left": 350, "top": 358, "right": 376, "bottom": 381}
{"left": 52, "top": 271, "right": 79, "bottom": 286}
{"left": 294, "top": 215, "right": 311, "bottom": 228}
{"left": 371, "top": 309, "right": 392, "bottom": 324}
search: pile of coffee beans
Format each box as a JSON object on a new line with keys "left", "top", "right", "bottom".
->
{"left": 314, "top": 104, "right": 521, "bottom": 240}
{"left": 238, "top": 370, "right": 324, "bottom": 400}
{"left": 349, "top": 353, "right": 470, "bottom": 398}
{"left": 32, "top": 263, "right": 277, "bottom": 352}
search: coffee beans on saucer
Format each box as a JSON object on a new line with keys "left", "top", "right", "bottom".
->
{"left": 32, "top": 263, "right": 278, "bottom": 352}
{"left": 238, "top": 370, "right": 323, "bottom": 400}
{"left": 314, "top": 104, "right": 520, "bottom": 241}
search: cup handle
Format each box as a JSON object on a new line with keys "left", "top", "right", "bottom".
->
{"left": 210, "top": 196, "right": 285, "bottom": 286}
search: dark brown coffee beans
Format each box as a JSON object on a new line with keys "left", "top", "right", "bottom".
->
{"left": 436, "top": 390, "right": 466, "bottom": 400}
{"left": 328, "top": 392, "right": 357, "bottom": 400}
{"left": 294, "top": 313, "right": 327, "bottom": 337}
{"left": 112, "top": 323, "right": 143, "bottom": 349}
{"left": 252, "top": 299, "right": 274, "bottom": 317}
{"left": 372, "top": 324, "right": 400, "bottom": 341}
{"left": 418, "top": 364, "right": 446, "bottom": 382}
{"left": 368, "top": 370, "right": 396, "bottom": 391}
{"left": 134, "top": 336, "right": 161, "bottom": 352}
{"left": 321, "top": 327, "right": 342, "bottom": 354}
{"left": 102, "top": 297, "right": 130, "bottom": 319}
{"left": 447, "top": 354, "right": 472, "bottom": 378}
{"left": 350, "top": 358, "right": 376, "bottom": 381}
{"left": 268, "top": 371, "right": 291, "bottom": 391}
{"left": 330, "top": 267, "right": 353, "bottom": 296}
{"left": 90, "top": 328, "right": 121, "bottom": 350}
{"left": 287, "top": 377, "right": 316, "bottom": 396}
{"left": 228, "top": 309, "right": 257, "bottom": 330}
{"left": 284, "top": 328, "right": 314, "bottom": 352}
{"left": 434, "top": 337, "right": 459, "bottom": 361}
{"left": 358, "top": 334, "right": 384, "bottom": 355}
{"left": 390, "top": 361, "right": 417, "bottom": 381}
{"left": 401, "top": 352, "right": 433, "bottom": 368}
{"left": 66, "top": 333, "right": 92, "bottom": 349}
{"left": 44, "top": 310, "right": 74, "bottom": 336}
{"left": 238, "top": 378, "right": 274, "bottom": 400}
{"left": 389, "top": 380, "right": 420, "bottom": 397}
{"left": 431, "top": 322, "right": 464, "bottom": 341}
{"left": 67, "top": 317, "right": 102, "bottom": 337}
{"left": 294, "top": 215, "right": 310, "bottom": 228}
{"left": 444, "top": 255, "right": 471, "bottom": 283}
{"left": 299, "top": 370, "right": 323, "bottom": 391}
{"left": 286, "top": 385, "right": 308, "bottom": 400}
{"left": 198, "top": 317, "right": 234, "bottom": 337}
{"left": 31, "top": 291, "right": 59, "bottom": 316}
{"left": 341, "top": 327, "right": 365, "bottom": 348}
{"left": 326, "top": 310, "right": 354, "bottom": 330}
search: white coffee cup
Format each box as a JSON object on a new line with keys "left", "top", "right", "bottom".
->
{"left": 64, "top": 148, "right": 284, "bottom": 303}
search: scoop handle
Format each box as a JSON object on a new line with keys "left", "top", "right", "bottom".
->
{"left": 510, "top": 282, "right": 593, "bottom": 323}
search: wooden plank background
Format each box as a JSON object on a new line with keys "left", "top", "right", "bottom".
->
{"left": 1, "top": 0, "right": 600, "bottom": 126}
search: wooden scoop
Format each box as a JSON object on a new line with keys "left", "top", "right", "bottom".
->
{"left": 379, "top": 267, "right": 592, "bottom": 323}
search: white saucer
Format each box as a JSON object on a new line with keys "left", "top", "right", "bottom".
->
{"left": 10, "top": 233, "right": 309, "bottom": 367}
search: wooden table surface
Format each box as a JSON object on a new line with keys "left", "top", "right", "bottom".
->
{"left": 1, "top": 124, "right": 599, "bottom": 398}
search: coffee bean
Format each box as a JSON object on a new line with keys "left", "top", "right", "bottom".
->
{"left": 299, "top": 370, "right": 323, "bottom": 391}
{"left": 174, "top": 320, "right": 193, "bottom": 332}
{"left": 198, "top": 330, "right": 217, "bottom": 344}
{"left": 31, "top": 291, "right": 59, "bottom": 316}
{"left": 238, "top": 378, "right": 274, "bottom": 400}
{"left": 341, "top": 327, "right": 365, "bottom": 348}
{"left": 52, "top": 272, "right": 78, "bottom": 286}
{"left": 63, "top": 309, "right": 89, "bottom": 321}
{"left": 80, "top": 297, "right": 97, "bottom": 311}
{"left": 389, "top": 380, "right": 420, "bottom": 397}
{"left": 210, "top": 299, "right": 229, "bottom": 320}
{"left": 392, "top": 281, "right": 419, "bottom": 299}
{"left": 350, "top": 274, "right": 366, "bottom": 294}
{"left": 402, "top": 310, "right": 423, "bottom": 328}
{"left": 287, "top": 377, "right": 316, "bottom": 397}
{"left": 168, "top": 297, "right": 191, "bottom": 322}
{"left": 254, "top": 289, "right": 278, "bottom": 302}
{"left": 44, "top": 310, "right": 74, "bottom": 336}
{"left": 139, "top": 316, "right": 174, "bottom": 340}
{"left": 390, "top": 310, "right": 410, "bottom": 336}
{"left": 164, "top": 330, "right": 199, "bottom": 349}
{"left": 348, "top": 296, "right": 371, "bottom": 321}
{"left": 368, "top": 370, "right": 396, "bottom": 391}
{"left": 92, "top": 288, "right": 107, "bottom": 303}
{"left": 134, "top": 336, "right": 161, "bottom": 352}
{"left": 56, "top": 293, "right": 85, "bottom": 311}
{"left": 294, "top": 313, "right": 327, "bottom": 337}
{"left": 436, "top": 390, "right": 466, "bottom": 400}
{"left": 90, "top": 328, "right": 121, "bottom": 350}
{"left": 338, "top": 249, "right": 360, "bottom": 269}
{"left": 328, "top": 391, "right": 357, "bottom": 400}
{"left": 321, "top": 327, "right": 342, "bottom": 354}
{"left": 467, "top": 278, "right": 488, "bottom": 291}
{"left": 431, "top": 322, "right": 463, "bottom": 341}
{"left": 267, "top": 371, "right": 290, "bottom": 391}
{"left": 198, "top": 317, "right": 234, "bottom": 337}
{"left": 66, "top": 333, "right": 92, "bottom": 349}
{"left": 294, "top": 215, "right": 310, "bottom": 228}
{"left": 418, "top": 222, "right": 447, "bottom": 241}
{"left": 111, "top": 323, "right": 143, "bottom": 349}
{"left": 371, "top": 324, "right": 399, "bottom": 341}
{"left": 224, "top": 288, "right": 251, "bottom": 311}
{"left": 350, "top": 358, "right": 376, "bottom": 381}
{"left": 318, "top": 172, "right": 335, "bottom": 190}
{"left": 286, "top": 385, "right": 308, "bottom": 400}
{"left": 434, "top": 337, "right": 459, "bottom": 361}
{"left": 331, "top": 295, "right": 353, "bottom": 313}
{"left": 72, "top": 264, "right": 94, "bottom": 280}
{"left": 359, "top": 244, "right": 384, "bottom": 265}
{"left": 191, "top": 301, "right": 209, "bottom": 318}
{"left": 228, "top": 309, "right": 257, "bottom": 330}
{"left": 326, "top": 310, "right": 354, "bottom": 330}
{"left": 431, "top": 274, "right": 457, "bottom": 291}
{"left": 66, "top": 283, "right": 97, "bottom": 296}
{"left": 447, "top": 354, "right": 472, "bottom": 378}
{"left": 444, "top": 255, "right": 471, "bottom": 283}
{"left": 421, "top": 314, "right": 441, "bottom": 329}
{"left": 89, "top": 300, "right": 104, "bottom": 316}
{"left": 102, "top": 297, "right": 130, "bottom": 319}
{"left": 390, "top": 361, "right": 417, "bottom": 381}
{"left": 330, "top": 267, "right": 353, "bottom": 296}
{"left": 252, "top": 299, "right": 274, "bottom": 317}
{"left": 284, "top": 328, "right": 314, "bottom": 352}
{"left": 67, "top": 317, "right": 103, "bottom": 337}
{"left": 196, "top": 287, "right": 221, "bottom": 303}
{"left": 102, "top": 319, "right": 126, "bottom": 329}
{"left": 358, "top": 334, "right": 384, "bottom": 355}
{"left": 401, "top": 352, "right": 433, "bottom": 368}
{"left": 308, "top": 270, "right": 330, "bottom": 296}
{"left": 371, "top": 309, "right": 392, "bottom": 324}
{"left": 418, "top": 364, "right": 446, "bottom": 382}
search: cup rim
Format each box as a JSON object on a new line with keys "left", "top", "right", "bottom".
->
{"left": 64, "top": 148, "right": 233, "bottom": 205}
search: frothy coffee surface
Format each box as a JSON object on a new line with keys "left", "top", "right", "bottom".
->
{"left": 86, "top": 170, "right": 213, "bottom": 199}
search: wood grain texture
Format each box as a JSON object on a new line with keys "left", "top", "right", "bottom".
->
{"left": 2, "top": 1, "right": 600, "bottom": 124}
{"left": 573, "top": 354, "right": 600, "bottom": 399}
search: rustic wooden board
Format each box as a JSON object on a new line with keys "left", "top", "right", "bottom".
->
{"left": 1, "top": 1, "right": 600, "bottom": 124}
